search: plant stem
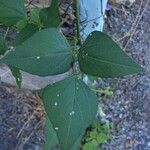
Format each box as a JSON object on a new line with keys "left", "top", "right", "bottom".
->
{"left": 74, "top": 0, "right": 82, "bottom": 46}
{"left": 4, "top": 27, "right": 9, "bottom": 40}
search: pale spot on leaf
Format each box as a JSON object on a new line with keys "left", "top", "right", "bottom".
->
{"left": 36, "top": 56, "right": 40, "bottom": 59}
{"left": 17, "top": 78, "right": 21, "bottom": 81}
{"left": 70, "top": 111, "right": 75, "bottom": 116}
{"left": 54, "top": 102, "right": 58, "bottom": 106}
{"left": 55, "top": 127, "right": 59, "bottom": 130}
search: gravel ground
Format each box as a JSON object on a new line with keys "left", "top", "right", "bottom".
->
{"left": 0, "top": 0, "right": 150, "bottom": 150}
{"left": 101, "top": 0, "right": 150, "bottom": 149}
{"left": 0, "top": 84, "right": 45, "bottom": 150}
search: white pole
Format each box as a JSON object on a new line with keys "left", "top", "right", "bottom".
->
{"left": 79, "top": 0, "right": 108, "bottom": 39}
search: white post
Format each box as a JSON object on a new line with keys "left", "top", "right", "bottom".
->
{"left": 79, "top": 0, "right": 108, "bottom": 39}
{"left": 79, "top": 0, "right": 108, "bottom": 85}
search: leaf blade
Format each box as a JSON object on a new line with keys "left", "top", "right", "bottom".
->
{"left": 44, "top": 116, "right": 58, "bottom": 150}
{"left": 0, "top": 28, "right": 73, "bottom": 76}
{"left": 15, "top": 24, "right": 39, "bottom": 46}
{"left": 40, "top": 0, "right": 60, "bottom": 28}
{"left": 29, "top": 8, "right": 42, "bottom": 27}
{"left": 0, "top": 0, "right": 26, "bottom": 26}
{"left": 78, "top": 31, "right": 143, "bottom": 78}
{"left": 42, "top": 76, "right": 98, "bottom": 150}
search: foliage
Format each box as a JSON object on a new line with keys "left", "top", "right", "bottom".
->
{"left": 39, "top": 0, "right": 60, "bottom": 28}
{"left": 0, "top": 0, "right": 143, "bottom": 150}
{"left": 0, "top": 28, "right": 73, "bottom": 76}
{"left": 9, "top": 65, "right": 22, "bottom": 88}
{"left": 78, "top": 31, "right": 142, "bottom": 77}
{"left": 41, "top": 76, "right": 98, "bottom": 150}
{"left": 29, "top": 8, "right": 42, "bottom": 27}
{"left": 0, "top": 36, "right": 6, "bottom": 55}
{"left": 44, "top": 117, "right": 58, "bottom": 150}
{"left": 100, "top": 87, "right": 113, "bottom": 97}
{"left": 0, "top": 0, "right": 26, "bottom": 26}
{"left": 15, "top": 24, "right": 39, "bottom": 46}
{"left": 82, "top": 121, "right": 110, "bottom": 150}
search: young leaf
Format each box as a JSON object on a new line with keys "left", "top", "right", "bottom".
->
{"left": 41, "top": 76, "right": 98, "bottom": 150}
{"left": 0, "top": 28, "right": 73, "bottom": 76}
{"left": 96, "top": 132, "right": 109, "bottom": 144}
{"left": 16, "top": 19, "right": 28, "bottom": 31}
{"left": 82, "top": 140, "right": 98, "bottom": 150}
{"left": 15, "top": 24, "right": 39, "bottom": 46}
{"left": 44, "top": 116, "right": 58, "bottom": 150}
{"left": 78, "top": 31, "right": 143, "bottom": 78}
{"left": 0, "top": 0, "right": 26, "bottom": 26}
{"left": 9, "top": 65, "right": 22, "bottom": 88}
{"left": 29, "top": 8, "right": 42, "bottom": 27}
{"left": 0, "top": 37, "right": 6, "bottom": 55}
{"left": 40, "top": 0, "right": 60, "bottom": 28}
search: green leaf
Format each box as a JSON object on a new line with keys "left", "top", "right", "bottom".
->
{"left": 0, "top": 37, "right": 6, "bottom": 55}
{"left": 82, "top": 140, "right": 98, "bottom": 150}
{"left": 96, "top": 132, "right": 109, "bottom": 144}
{"left": 0, "top": 0, "right": 26, "bottom": 26}
{"left": 15, "top": 24, "right": 39, "bottom": 46}
{"left": 44, "top": 116, "right": 83, "bottom": 150}
{"left": 44, "top": 116, "right": 58, "bottom": 150}
{"left": 89, "top": 129, "right": 97, "bottom": 137}
{"left": 9, "top": 66, "right": 22, "bottom": 88}
{"left": 78, "top": 31, "right": 143, "bottom": 78}
{"left": 40, "top": 0, "right": 60, "bottom": 28}
{"left": 16, "top": 19, "right": 28, "bottom": 31}
{"left": 12, "top": 24, "right": 37, "bottom": 88}
{"left": 71, "top": 133, "right": 83, "bottom": 150}
{"left": 0, "top": 28, "right": 73, "bottom": 76}
{"left": 29, "top": 8, "right": 42, "bottom": 27}
{"left": 41, "top": 76, "right": 98, "bottom": 150}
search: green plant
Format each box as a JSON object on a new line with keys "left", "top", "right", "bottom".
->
{"left": 93, "top": 86, "right": 113, "bottom": 98}
{"left": 82, "top": 120, "right": 110, "bottom": 150}
{"left": 0, "top": 0, "right": 143, "bottom": 150}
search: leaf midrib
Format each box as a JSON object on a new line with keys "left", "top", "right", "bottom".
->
{"left": 64, "top": 79, "right": 76, "bottom": 149}
{"left": 4, "top": 52, "right": 70, "bottom": 61}
{"left": 64, "top": 79, "right": 86, "bottom": 150}
{"left": 81, "top": 54, "right": 140, "bottom": 70}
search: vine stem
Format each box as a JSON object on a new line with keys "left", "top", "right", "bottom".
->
{"left": 4, "top": 27, "right": 9, "bottom": 40}
{"left": 74, "top": 0, "right": 82, "bottom": 46}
